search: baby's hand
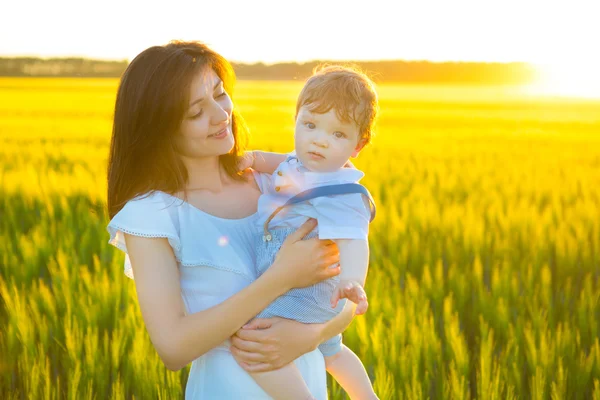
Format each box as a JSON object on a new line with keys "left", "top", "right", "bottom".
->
{"left": 330, "top": 280, "right": 368, "bottom": 315}
{"left": 238, "top": 151, "right": 255, "bottom": 170}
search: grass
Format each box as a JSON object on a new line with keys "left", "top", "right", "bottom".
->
{"left": 1, "top": 77, "right": 599, "bottom": 399}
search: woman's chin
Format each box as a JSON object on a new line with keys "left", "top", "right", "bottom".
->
{"left": 219, "top": 136, "right": 235, "bottom": 153}
{"left": 207, "top": 133, "right": 235, "bottom": 156}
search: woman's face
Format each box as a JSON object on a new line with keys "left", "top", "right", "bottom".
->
{"left": 175, "top": 67, "right": 234, "bottom": 158}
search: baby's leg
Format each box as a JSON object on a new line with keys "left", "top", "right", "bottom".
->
{"left": 251, "top": 364, "right": 315, "bottom": 400}
{"left": 324, "top": 345, "right": 378, "bottom": 400}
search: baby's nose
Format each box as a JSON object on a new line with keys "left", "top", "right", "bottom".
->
{"left": 313, "top": 137, "right": 329, "bottom": 148}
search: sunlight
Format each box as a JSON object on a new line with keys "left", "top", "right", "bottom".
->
{"left": 527, "top": 61, "right": 600, "bottom": 99}
{"left": 218, "top": 235, "right": 229, "bottom": 247}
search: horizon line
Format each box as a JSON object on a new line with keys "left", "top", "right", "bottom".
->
{"left": 0, "top": 54, "right": 538, "bottom": 66}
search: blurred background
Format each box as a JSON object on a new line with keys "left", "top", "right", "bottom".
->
{"left": 1, "top": 0, "right": 599, "bottom": 398}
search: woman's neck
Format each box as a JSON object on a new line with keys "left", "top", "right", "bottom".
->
{"left": 180, "top": 155, "right": 227, "bottom": 193}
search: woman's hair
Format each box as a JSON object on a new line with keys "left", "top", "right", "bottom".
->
{"left": 107, "top": 41, "right": 248, "bottom": 218}
{"left": 295, "top": 65, "right": 378, "bottom": 145}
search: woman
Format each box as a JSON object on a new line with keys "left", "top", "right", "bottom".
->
{"left": 107, "top": 41, "right": 357, "bottom": 399}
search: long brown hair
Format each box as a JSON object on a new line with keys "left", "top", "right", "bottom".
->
{"left": 107, "top": 41, "right": 248, "bottom": 218}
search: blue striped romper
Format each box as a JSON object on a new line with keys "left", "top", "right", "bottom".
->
{"left": 254, "top": 155, "right": 376, "bottom": 356}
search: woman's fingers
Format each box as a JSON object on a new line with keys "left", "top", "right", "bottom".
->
{"left": 327, "top": 254, "right": 341, "bottom": 266}
{"left": 239, "top": 362, "right": 274, "bottom": 373}
{"left": 234, "top": 327, "right": 269, "bottom": 343}
{"left": 242, "top": 318, "right": 272, "bottom": 330}
{"left": 330, "top": 288, "right": 341, "bottom": 308}
{"left": 230, "top": 335, "right": 263, "bottom": 352}
{"left": 286, "top": 218, "right": 317, "bottom": 243}
{"left": 319, "top": 249, "right": 339, "bottom": 267}
{"left": 321, "top": 246, "right": 339, "bottom": 260}
{"left": 324, "top": 264, "right": 341, "bottom": 278}
{"left": 230, "top": 346, "right": 267, "bottom": 363}
{"left": 319, "top": 239, "right": 338, "bottom": 251}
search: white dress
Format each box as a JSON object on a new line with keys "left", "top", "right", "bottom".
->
{"left": 107, "top": 171, "right": 328, "bottom": 399}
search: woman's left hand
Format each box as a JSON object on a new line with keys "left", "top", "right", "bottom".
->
{"left": 230, "top": 317, "right": 321, "bottom": 372}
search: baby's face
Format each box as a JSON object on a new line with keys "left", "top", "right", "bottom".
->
{"left": 294, "top": 106, "right": 365, "bottom": 172}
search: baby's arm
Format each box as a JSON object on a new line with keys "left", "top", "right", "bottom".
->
{"left": 241, "top": 151, "right": 356, "bottom": 174}
{"left": 330, "top": 239, "right": 370, "bottom": 314}
{"left": 241, "top": 151, "right": 287, "bottom": 174}
{"left": 326, "top": 241, "right": 377, "bottom": 398}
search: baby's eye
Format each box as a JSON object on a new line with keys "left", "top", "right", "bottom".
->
{"left": 305, "top": 122, "right": 316, "bottom": 129}
{"left": 333, "top": 131, "right": 346, "bottom": 139}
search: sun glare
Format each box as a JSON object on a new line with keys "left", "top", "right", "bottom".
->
{"left": 527, "top": 61, "right": 600, "bottom": 99}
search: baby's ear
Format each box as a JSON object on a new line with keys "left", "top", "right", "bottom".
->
{"left": 351, "top": 138, "right": 367, "bottom": 158}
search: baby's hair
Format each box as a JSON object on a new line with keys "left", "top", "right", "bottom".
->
{"left": 295, "top": 65, "right": 378, "bottom": 145}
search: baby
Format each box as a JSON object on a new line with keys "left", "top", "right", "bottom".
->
{"left": 246, "top": 65, "right": 378, "bottom": 400}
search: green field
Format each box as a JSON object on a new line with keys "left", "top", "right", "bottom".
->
{"left": 1, "top": 77, "right": 599, "bottom": 399}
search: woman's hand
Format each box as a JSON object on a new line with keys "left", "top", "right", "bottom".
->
{"left": 268, "top": 219, "right": 341, "bottom": 290}
{"left": 230, "top": 317, "right": 322, "bottom": 372}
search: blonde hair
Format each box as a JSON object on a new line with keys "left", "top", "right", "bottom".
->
{"left": 295, "top": 65, "right": 378, "bottom": 144}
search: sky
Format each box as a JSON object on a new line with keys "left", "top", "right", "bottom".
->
{"left": 2, "top": 0, "right": 598, "bottom": 66}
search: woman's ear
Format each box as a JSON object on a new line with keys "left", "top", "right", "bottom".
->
{"left": 351, "top": 138, "right": 367, "bottom": 158}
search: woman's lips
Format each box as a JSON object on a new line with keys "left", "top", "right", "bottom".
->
{"left": 208, "top": 127, "right": 229, "bottom": 139}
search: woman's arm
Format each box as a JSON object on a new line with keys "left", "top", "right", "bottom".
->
{"left": 125, "top": 219, "right": 340, "bottom": 371}
{"left": 230, "top": 239, "right": 369, "bottom": 372}
{"left": 230, "top": 301, "right": 358, "bottom": 372}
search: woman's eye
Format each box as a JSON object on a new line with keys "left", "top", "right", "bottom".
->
{"left": 333, "top": 131, "right": 346, "bottom": 139}
{"left": 190, "top": 110, "right": 203, "bottom": 119}
{"left": 305, "top": 122, "right": 315, "bottom": 129}
{"left": 216, "top": 91, "right": 227, "bottom": 98}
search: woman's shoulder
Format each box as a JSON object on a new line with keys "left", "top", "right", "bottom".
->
{"left": 107, "top": 191, "right": 181, "bottom": 246}
{"left": 107, "top": 191, "right": 183, "bottom": 278}
{"left": 111, "top": 191, "right": 180, "bottom": 224}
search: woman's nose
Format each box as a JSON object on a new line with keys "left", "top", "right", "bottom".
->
{"left": 211, "top": 104, "right": 230, "bottom": 125}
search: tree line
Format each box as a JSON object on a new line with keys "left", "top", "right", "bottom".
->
{"left": 0, "top": 57, "right": 537, "bottom": 84}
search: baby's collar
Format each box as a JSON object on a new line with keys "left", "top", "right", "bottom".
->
{"left": 283, "top": 156, "right": 364, "bottom": 184}
{"left": 303, "top": 168, "right": 365, "bottom": 185}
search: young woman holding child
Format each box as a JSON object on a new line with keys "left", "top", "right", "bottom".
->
{"left": 107, "top": 40, "right": 379, "bottom": 399}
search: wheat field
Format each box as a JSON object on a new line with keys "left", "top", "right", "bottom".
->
{"left": 1, "top": 77, "right": 599, "bottom": 399}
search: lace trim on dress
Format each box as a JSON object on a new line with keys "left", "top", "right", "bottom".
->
{"left": 108, "top": 224, "right": 253, "bottom": 280}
